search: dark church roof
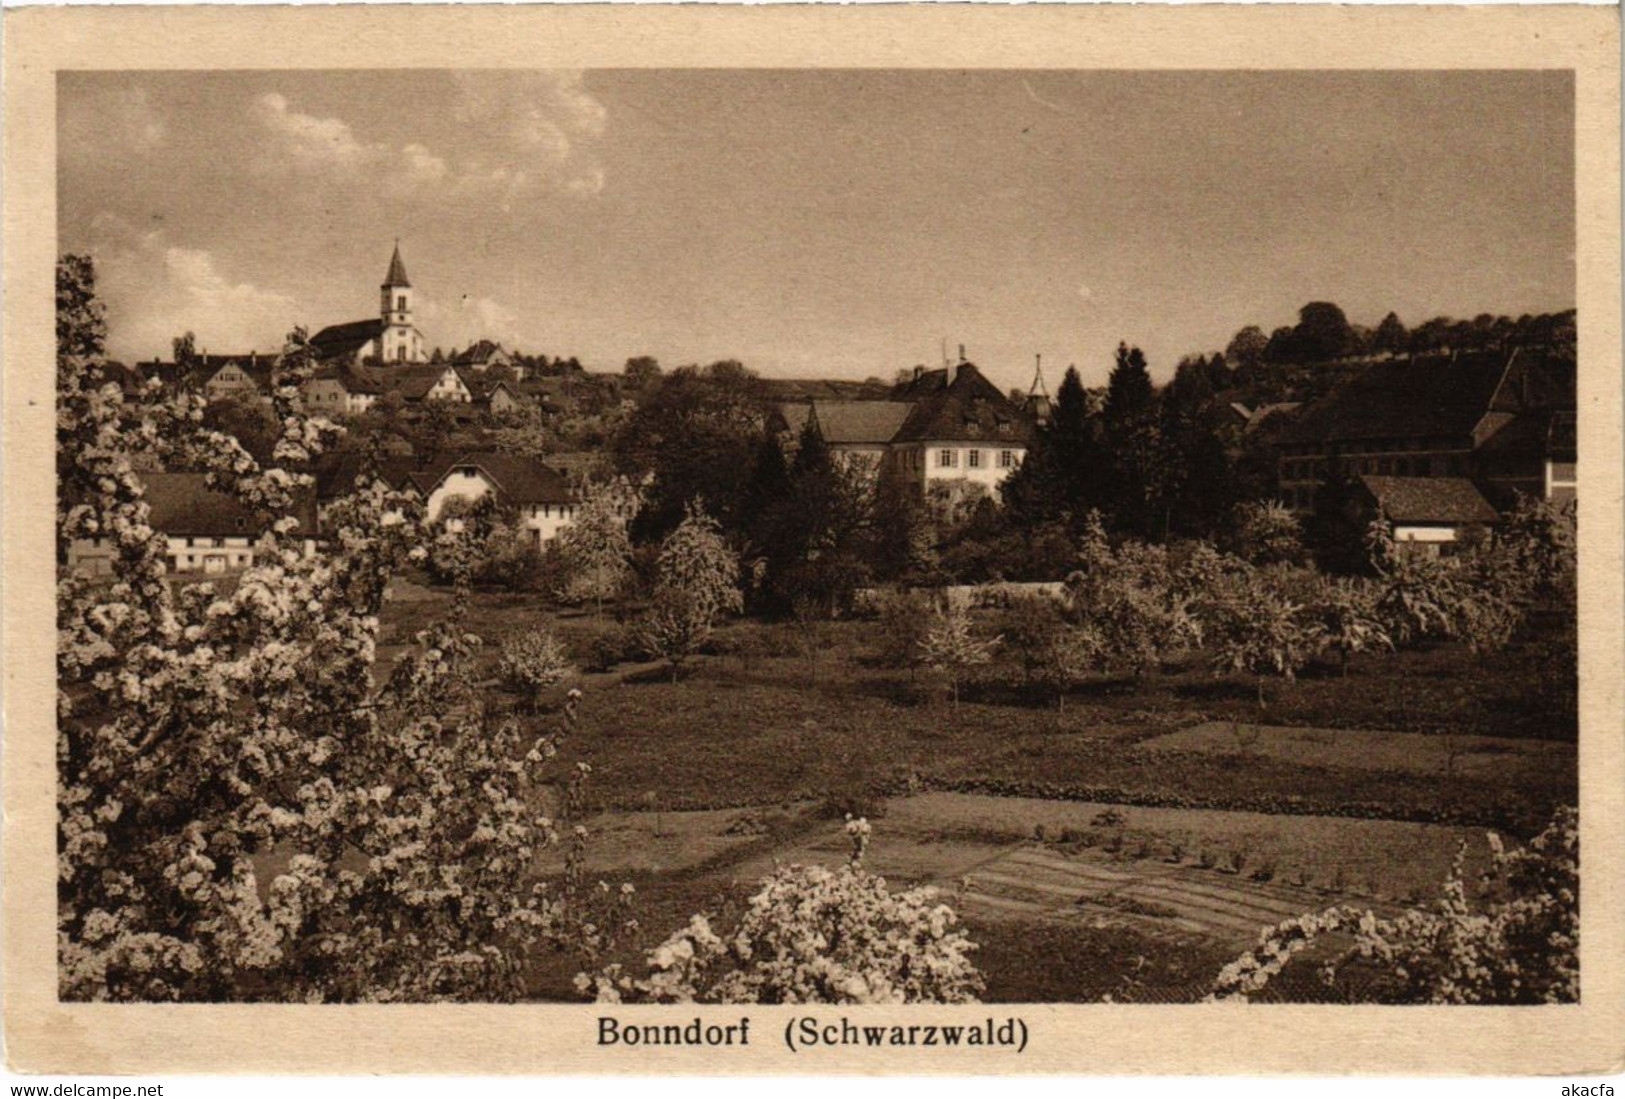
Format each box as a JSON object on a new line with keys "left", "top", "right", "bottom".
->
{"left": 384, "top": 244, "right": 411, "bottom": 288}
{"left": 310, "top": 319, "right": 384, "bottom": 362}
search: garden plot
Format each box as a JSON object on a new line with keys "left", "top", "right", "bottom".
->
{"left": 882, "top": 792, "right": 1494, "bottom": 902}
{"left": 956, "top": 845, "right": 1399, "bottom": 947}
{"left": 1138, "top": 721, "right": 1575, "bottom": 783}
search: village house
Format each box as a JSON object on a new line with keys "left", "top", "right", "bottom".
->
{"left": 133, "top": 354, "right": 279, "bottom": 404}
{"left": 198, "top": 355, "right": 278, "bottom": 403}
{"left": 479, "top": 379, "right": 526, "bottom": 418}
{"left": 301, "top": 365, "right": 388, "bottom": 415}
{"left": 1351, "top": 475, "right": 1500, "bottom": 554}
{"left": 449, "top": 340, "right": 518, "bottom": 376}
{"left": 387, "top": 364, "right": 473, "bottom": 404}
{"left": 419, "top": 453, "right": 580, "bottom": 547}
{"left": 68, "top": 472, "right": 317, "bottom": 577}
{"left": 778, "top": 401, "right": 914, "bottom": 475}
{"left": 455, "top": 368, "right": 527, "bottom": 417}
{"left": 1276, "top": 344, "right": 1576, "bottom": 548}
{"left": 311, "top": 451, "right": 593, "bottom": 549}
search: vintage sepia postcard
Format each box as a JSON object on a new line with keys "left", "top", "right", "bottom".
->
{"left": 3, "top": 2, "right": 1622, "bottom": 1078}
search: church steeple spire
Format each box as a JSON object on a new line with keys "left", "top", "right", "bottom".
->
{"left": 383, "top": 240, "right": 411, "bottom": 288}
{"left": 378, "top": 241, "right": 423, "bottom": 364}
{"left": 1024, "top": 353, "right": 1053, "bottom": 425}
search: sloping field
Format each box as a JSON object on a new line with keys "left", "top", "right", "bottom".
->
{"left": 1137, "top": 721, "right": 1575, "bottom": 783}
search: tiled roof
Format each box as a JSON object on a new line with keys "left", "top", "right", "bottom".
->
{"left": 388, "top": 365, "right": 461, "bottom": 401}
{"left": 451, "top": 340, "right": 505, "bottom": 365}
{"left": 424, "top": 452, "right": 575, "bottom": 506}
{"left": 141, "top": 472, "right": 317, "bottom": 537}
{"left": 311, "top": 454, "right": 424, "bottom": 499}
{"left": 1358, "top": 475, "right": 1499, "bottom": 525}
{"left": 310, "top": 319, "right": 384, "bottom": 362}
{"left": 890, "top": 362, "right": 1035, "bottom": 445}
{"left": 809, "top": 400, "right": 914, "bottom": 446}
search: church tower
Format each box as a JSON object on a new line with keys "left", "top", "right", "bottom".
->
{"left": 378, "top": 242, "right": 425, "bottom": 364}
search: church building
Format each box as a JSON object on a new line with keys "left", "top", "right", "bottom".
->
{"left": 310, "top": 244, "right": 428, "bottom": 366}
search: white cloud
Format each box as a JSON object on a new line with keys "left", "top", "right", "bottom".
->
{"left": 250, "top": 73, "right": 608, "bottom": 206}
{"left": 252, "top": 92, "right": 369, "bottom": 169}
{"left": 419, "top": 293, "right": 523, "bottom": 350}
{"left": 87, "top": 215, "right": 301, "bottom": 361}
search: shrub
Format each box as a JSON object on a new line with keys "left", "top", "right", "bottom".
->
{"left": 1205, "top": 571, "right": 1322, "bottom": 708}
{"left": 498, "top": 627, "right": 573, "bottom": 703}
{"left": 1211, "top": 806, "right": 1578, "bottom": 1004}
{"left": 872, "top": 589, "right": 936, "bottom": 670}
{"left": 637, "top": 586, "right": 715, "bottom": 682}
{"left": 917, "top": 604, "right": 999, "bottom": 708}
{"left": 579, "top": 819, "right": 984, "bottom": 1004}
{"left": 1229, "top": 500, "right": 1307, "bottom": 567}
{"left": 569, "top": 621, "right": 643, "bottom": 673}
{"left": 474, "top": 519, "right": 548, "bottom": 591}
{"left": 654, "top": 502, "right": 743, "bottom": 621}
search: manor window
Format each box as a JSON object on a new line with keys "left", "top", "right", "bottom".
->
{"left": 967, "top": 449, "right": 982, "bottom": 469}
{"left": 999, "top": 450, "right": 1015, "bottom": 469}
{"left": 938, "top": 449, "right": 956, "bottom": 468}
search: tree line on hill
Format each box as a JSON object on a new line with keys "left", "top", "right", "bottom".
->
{"left": 1210, "top": 302, "right": 1576, "bottom": 405}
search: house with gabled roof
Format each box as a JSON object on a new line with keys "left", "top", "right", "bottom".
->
{"left": 309, "top": 450, "right": 591, "bottom": 547}
{"left": 791, "top": 401, "right": 914, "bottom": 473}
{"left": 420, "top": 452, "right": 581, "bottom": 547}
{"left": 449, "top": 340, "right": 517, "bottom": 375}
{"left": 301, "top": 365, "right": 388, "bottom": 416}
{"left": 387, "top": 364, "right": 472, "bottom": 404}
{"left": 68, "top": 472, "right": 318, "bottom": 577}
{"left": 1354, "top": 475, "right": 1499, "bottom": 555}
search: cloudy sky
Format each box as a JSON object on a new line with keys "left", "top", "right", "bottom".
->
{"left": 59, "top": 69, "right": 1573, "bottom": 390}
